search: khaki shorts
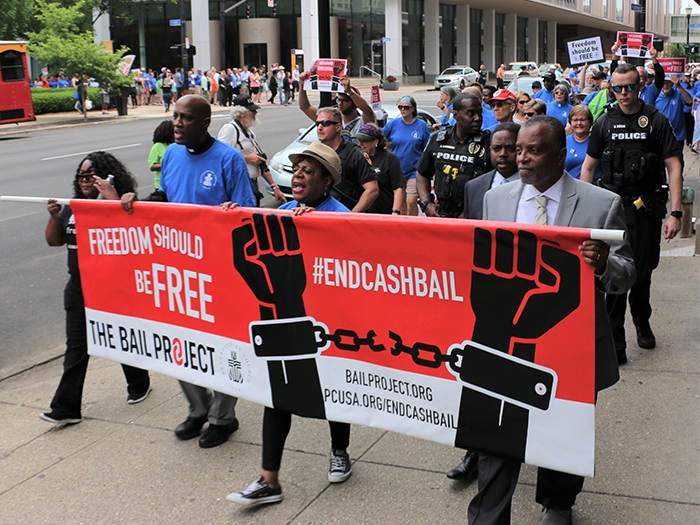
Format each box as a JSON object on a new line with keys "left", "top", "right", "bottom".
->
{"left": 405, "top": 177, "right": 418, "bottom": 197}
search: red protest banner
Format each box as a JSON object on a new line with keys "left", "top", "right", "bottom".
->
{"left": 304, "top": 59, "right": 347, "bottom": 93}
{"left": 72, "top": 201, "right": 597, "bottom": 476}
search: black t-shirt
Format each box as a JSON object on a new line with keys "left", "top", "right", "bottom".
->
{"left": 587, "top": 102, "right": 681, "bottom": 162}
{"left": 332, "top": 140, "right": 377, "bottom": 208}
{"left": 367, "top": 148, "right": 406, "bottom": 214}
{"left": 59, "top": 204, "right": 81, "bottom": 292}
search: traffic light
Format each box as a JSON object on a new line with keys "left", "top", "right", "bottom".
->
{"left": 272, "top": 4, "right": 277, "bottom": 16}
{"left": 187, "top": 45, "right": 196, "bottom": 58}
{"left": 246, "top": 6, "right": 251, "bottom": 18}
{"left": 690, "top": 45, "right": 698, "bottom": 54}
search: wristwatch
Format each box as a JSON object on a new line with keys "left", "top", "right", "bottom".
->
{"left": 670, "top": 210, "right": 683, "bottom": 219}
{"left": 418, "top": 197, "right": 434, "bottom": 213}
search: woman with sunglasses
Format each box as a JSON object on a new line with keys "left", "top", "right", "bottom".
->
{"left": 513, "top": 91, "right": 532, "bottom": 124}
{"left": 521, "top": 99, "right": 546, "bottom": 121}
{"left": 565, "top": 105, "right": 603, "bottom": 182}
{"left": 382, "top": 96, "right": 431, "bottom": 215}
{"left": 41, "top": 152, "right": 151, "bottom": 426}
{"left": 546, "top": 83, "right": 574, "bottom": 126}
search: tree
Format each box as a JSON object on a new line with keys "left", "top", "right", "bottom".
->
{"left": 0, "top": 0, "right": 34, "bottom": 41}
{"left": 28, "top": 0, "right": 133, "bottom": 119}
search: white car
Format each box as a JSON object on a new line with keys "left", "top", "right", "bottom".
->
{"left": 267, "top": 108, "right": 438, "bottom": 199}
{"left": 503, "top": 62, "right": 539, "bottom": 83}
{"left": 433, "top": 66, "right": 479, "bottom": 90}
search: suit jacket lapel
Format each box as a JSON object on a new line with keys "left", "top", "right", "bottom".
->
{"left": 553, "top": 172, "right": 578, "bottom": 227}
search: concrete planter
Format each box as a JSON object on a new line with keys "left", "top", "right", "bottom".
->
{"left": 383, "top": 81, "right": 399, "bottom": 90}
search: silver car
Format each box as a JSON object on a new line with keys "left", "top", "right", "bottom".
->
{"left": 267, "top": 108, "right": 438, "bottom": 198}
{"left": 433, "top": 66, "right": 479, "bottom": 90}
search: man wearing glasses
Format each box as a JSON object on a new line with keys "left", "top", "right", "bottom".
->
{"left": 314, "top": 107, "right": 378, "bottom": 212}
{"left": 580, "top": 62, "right": 683, "bottom": 365}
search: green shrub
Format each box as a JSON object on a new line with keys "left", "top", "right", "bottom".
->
{"left": 31, "top": 87, "right": 100, "bottom": 114}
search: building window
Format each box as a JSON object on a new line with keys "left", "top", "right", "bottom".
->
{"left": 495, "top": 13, "right": 505, "bottom": 67}
{"left": 583, "top": 0, "right": 591, "bottom": 13}
{"left": 402, "top": 0, "right": 424, "bottom": 77}
{"left": 517, "top": 17, "right": 528, "bottom": 61}
{"left": 470, "top": 9, "right": 483, "bottom": 68}
{"left": 616, "top": 0, "right": 624, "bottom": 23}
{"left": 602, "top": 0, "right": 608, "bottom": 19}
{"left": 439, "top": 4, "right": 456, "bottom": 70}
{"left": 539, "top": 20, "right": 547, "bottom": 63}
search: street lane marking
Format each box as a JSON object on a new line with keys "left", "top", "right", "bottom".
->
{"left": 41, "top": 143, "right": 141, "bottom": 161}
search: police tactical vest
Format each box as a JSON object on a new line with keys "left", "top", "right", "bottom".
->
{"left": 601, "top": 104, "right": 663, "bottom": 196}
{"left": 433, "top": 128, "right": 489, "bottom": 216}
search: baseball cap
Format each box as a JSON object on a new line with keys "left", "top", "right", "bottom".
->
{"left": 233, "top": 94, "right": 260, "bottom": 111}
{"left": 593, "top": 71, "right": 607, "bottom": 81}
{"left": 542, "top": 71, "right": 557, "bottom": 80}
{"left": 288, "top": 142, "right": 341, "bottom": 186}
{"left": 486, "top": 89, "right": 516, "bottom": 104}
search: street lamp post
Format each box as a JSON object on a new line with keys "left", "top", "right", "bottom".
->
{"left": 686, "top": 6, "right": 693, "bottom": 66}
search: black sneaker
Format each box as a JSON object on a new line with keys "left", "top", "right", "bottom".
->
{"left": 127, "top": 385, "right": 152, "bottom": 404}
{"left": 40, "top": 412, "right": 82, "bottom": 425}
{"left": 328, "top": 449, "right": 352, "bottom": 483}
{"left": 226, "top": 476, "right": 283, "bottom": 506}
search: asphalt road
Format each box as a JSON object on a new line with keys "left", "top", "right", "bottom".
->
{"left": 0, "top": 90, "right": 442, "bottom": 375}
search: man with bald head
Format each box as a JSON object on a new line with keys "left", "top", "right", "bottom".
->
{"left": 122, "top": 95, "right": 256, "bottom": 448}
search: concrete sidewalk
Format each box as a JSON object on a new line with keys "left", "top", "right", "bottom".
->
{"left": 1, "top": 96, "right": 698, "bottom": 525}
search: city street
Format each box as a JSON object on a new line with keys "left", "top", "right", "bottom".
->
{"left": 0, "top": 88, "right": 698, "bottom": 524}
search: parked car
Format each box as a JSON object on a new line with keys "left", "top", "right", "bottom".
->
{"left": 267, "top": 108, "right": 438, "bottom": 198}
{"left": 433, "top": 66, "right": 479, "bottom": 90}
{"left": 503, "top": 61, "right": 539, "bottom": 82}
{"left": 505, "top": 77, "right": 543, "bottom": 96}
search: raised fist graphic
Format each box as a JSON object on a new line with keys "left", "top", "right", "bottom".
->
{"left": 232, "top": 213, "right": 326, "bottom": 419}
{"left": 452, "top": 227, "right": 581, "bottom": 460}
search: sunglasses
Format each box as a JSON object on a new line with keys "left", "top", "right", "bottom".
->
{"left": 518, "top": 100, "right": 529, "bottom": 104}
{"left": 523, "top": 112, "right": 536, "bottom": 117}
{"left": 492, "top": 101, "right": 510, "bottom": 108}
{"left": 315, "top": 119, "right": 340, "bottom": 127}
{"left": 76, "top": 170, "right": 96, "bottom": 182}
{"left": 397, "top": 105, "right": 413, "bottom": 110}
{"left": 611, "top": 83, "right": 637, "bottom": 93}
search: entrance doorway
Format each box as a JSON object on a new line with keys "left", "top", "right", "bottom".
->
{"left": 244, "top": 43, "right": 267, "bottom": 68}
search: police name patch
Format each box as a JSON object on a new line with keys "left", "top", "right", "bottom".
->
{"left": 611, "top": 132, "right": 647, "bottom": 140}
{"left": 436, "top": 152, "right": 474, "bottom": 162}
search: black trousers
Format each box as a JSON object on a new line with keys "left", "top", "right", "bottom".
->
{"left": 48, "top": 287, "right": 150, "bottom": 418}
{"left": 606, "top": 205, "right": 661, "bottom": 353}
{"left": 261, "top": 406, "right": 350, "bottom": 471}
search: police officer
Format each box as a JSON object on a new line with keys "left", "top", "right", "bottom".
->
{"left": 416, "top": 92, "right": 492, "bottom": 218}
{"left": 580, "top": 62, "right": 683, "bottom": 364}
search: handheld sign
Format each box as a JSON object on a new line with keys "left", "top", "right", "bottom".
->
{"left": 303, "top": 59, "right": 348, "bottom": 93}
{"left": 565, "top": 36, "right": 605, "bottom": 66}
{"left": 615, "top": 31, "right": 654, "bottom": 59}
{"left": 657, "top": 58, "right": 686, "bottom": 81}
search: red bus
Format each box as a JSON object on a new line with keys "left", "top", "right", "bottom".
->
{"left": 0, "top": 41, "right": 35, "bottom": 124}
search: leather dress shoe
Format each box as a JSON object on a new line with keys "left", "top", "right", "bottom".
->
{"left": 174, "top": 416, "right": 208, "bottom": 440}
{"left": 446, "top": 450, "right": 479, "bottom": 479}
{"left": 198, "top": 418, "right": 239, "bottom": 448}
{"left": 541, "top": 507, "right": 572, "bottom": 525}
{"left": 635, "top": 324, "right": 656, "bottom": 349}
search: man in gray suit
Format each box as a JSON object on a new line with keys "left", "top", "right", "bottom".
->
{"left": 467, "top": 116, "right": 635, "bottom": 525}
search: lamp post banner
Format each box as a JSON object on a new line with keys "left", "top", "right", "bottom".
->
{"left": 72, "top": 200, "right": 597, "bottom": 477}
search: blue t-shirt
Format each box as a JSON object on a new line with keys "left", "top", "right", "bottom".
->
{"left": 160, "top": 139, "right": 256, "bottom": 207}
{"left": 279, "top": 195, "right": 350, "bottom": 212}
{"left": 383, "top": 117, "right": 431, "bottom": 180}
{"left": 532, "top": 89, "right": 555, "bottom": 103}
{"left": 639, "top": 83, "right": 661, "bottom": 106}
{"left": 655, "top": 87, "right": 688, "bottom": 141}
{"left": 681, "top": 82, "right": 694, "bottom": 113}
{"left": 441, "top": 104, "right": 453, "bottom": 125}
{"left": 546, "top": 101, "right": 573, "bottom": 126}
{"left": 565, "top": 134, "right": 602, "bottom": 181}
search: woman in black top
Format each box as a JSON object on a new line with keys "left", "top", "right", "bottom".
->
{"left": 41, "top": 152, "right": 151, "bottom": 425}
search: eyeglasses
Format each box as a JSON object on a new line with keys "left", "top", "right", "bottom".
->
{"left": 397, "top": 105, "right": 413, "bottom": 110}
{"left": 315, "top": 119, "right": 340, "bottom": 127}
{"left": 76, "top": 170, "right": 96, "bottom": 182}
{"left": 522, "top": 112, "right": 536, "bottom": 117}
{"left": 611, "top": 83, "right": 637, "bottom": 93}
{"left": 570, "top": 118, "right": 590, "bottom": 124}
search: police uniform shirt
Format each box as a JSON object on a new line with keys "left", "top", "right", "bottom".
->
{"left": 415, "top": 126, "right": 492, "bottom": 180}
{"left": 587, "top": 102, "right": 682, "bottom": 166}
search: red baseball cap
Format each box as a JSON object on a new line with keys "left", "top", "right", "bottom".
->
{"left": 486, "top": 89, "right": 517, "bottom": 104}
